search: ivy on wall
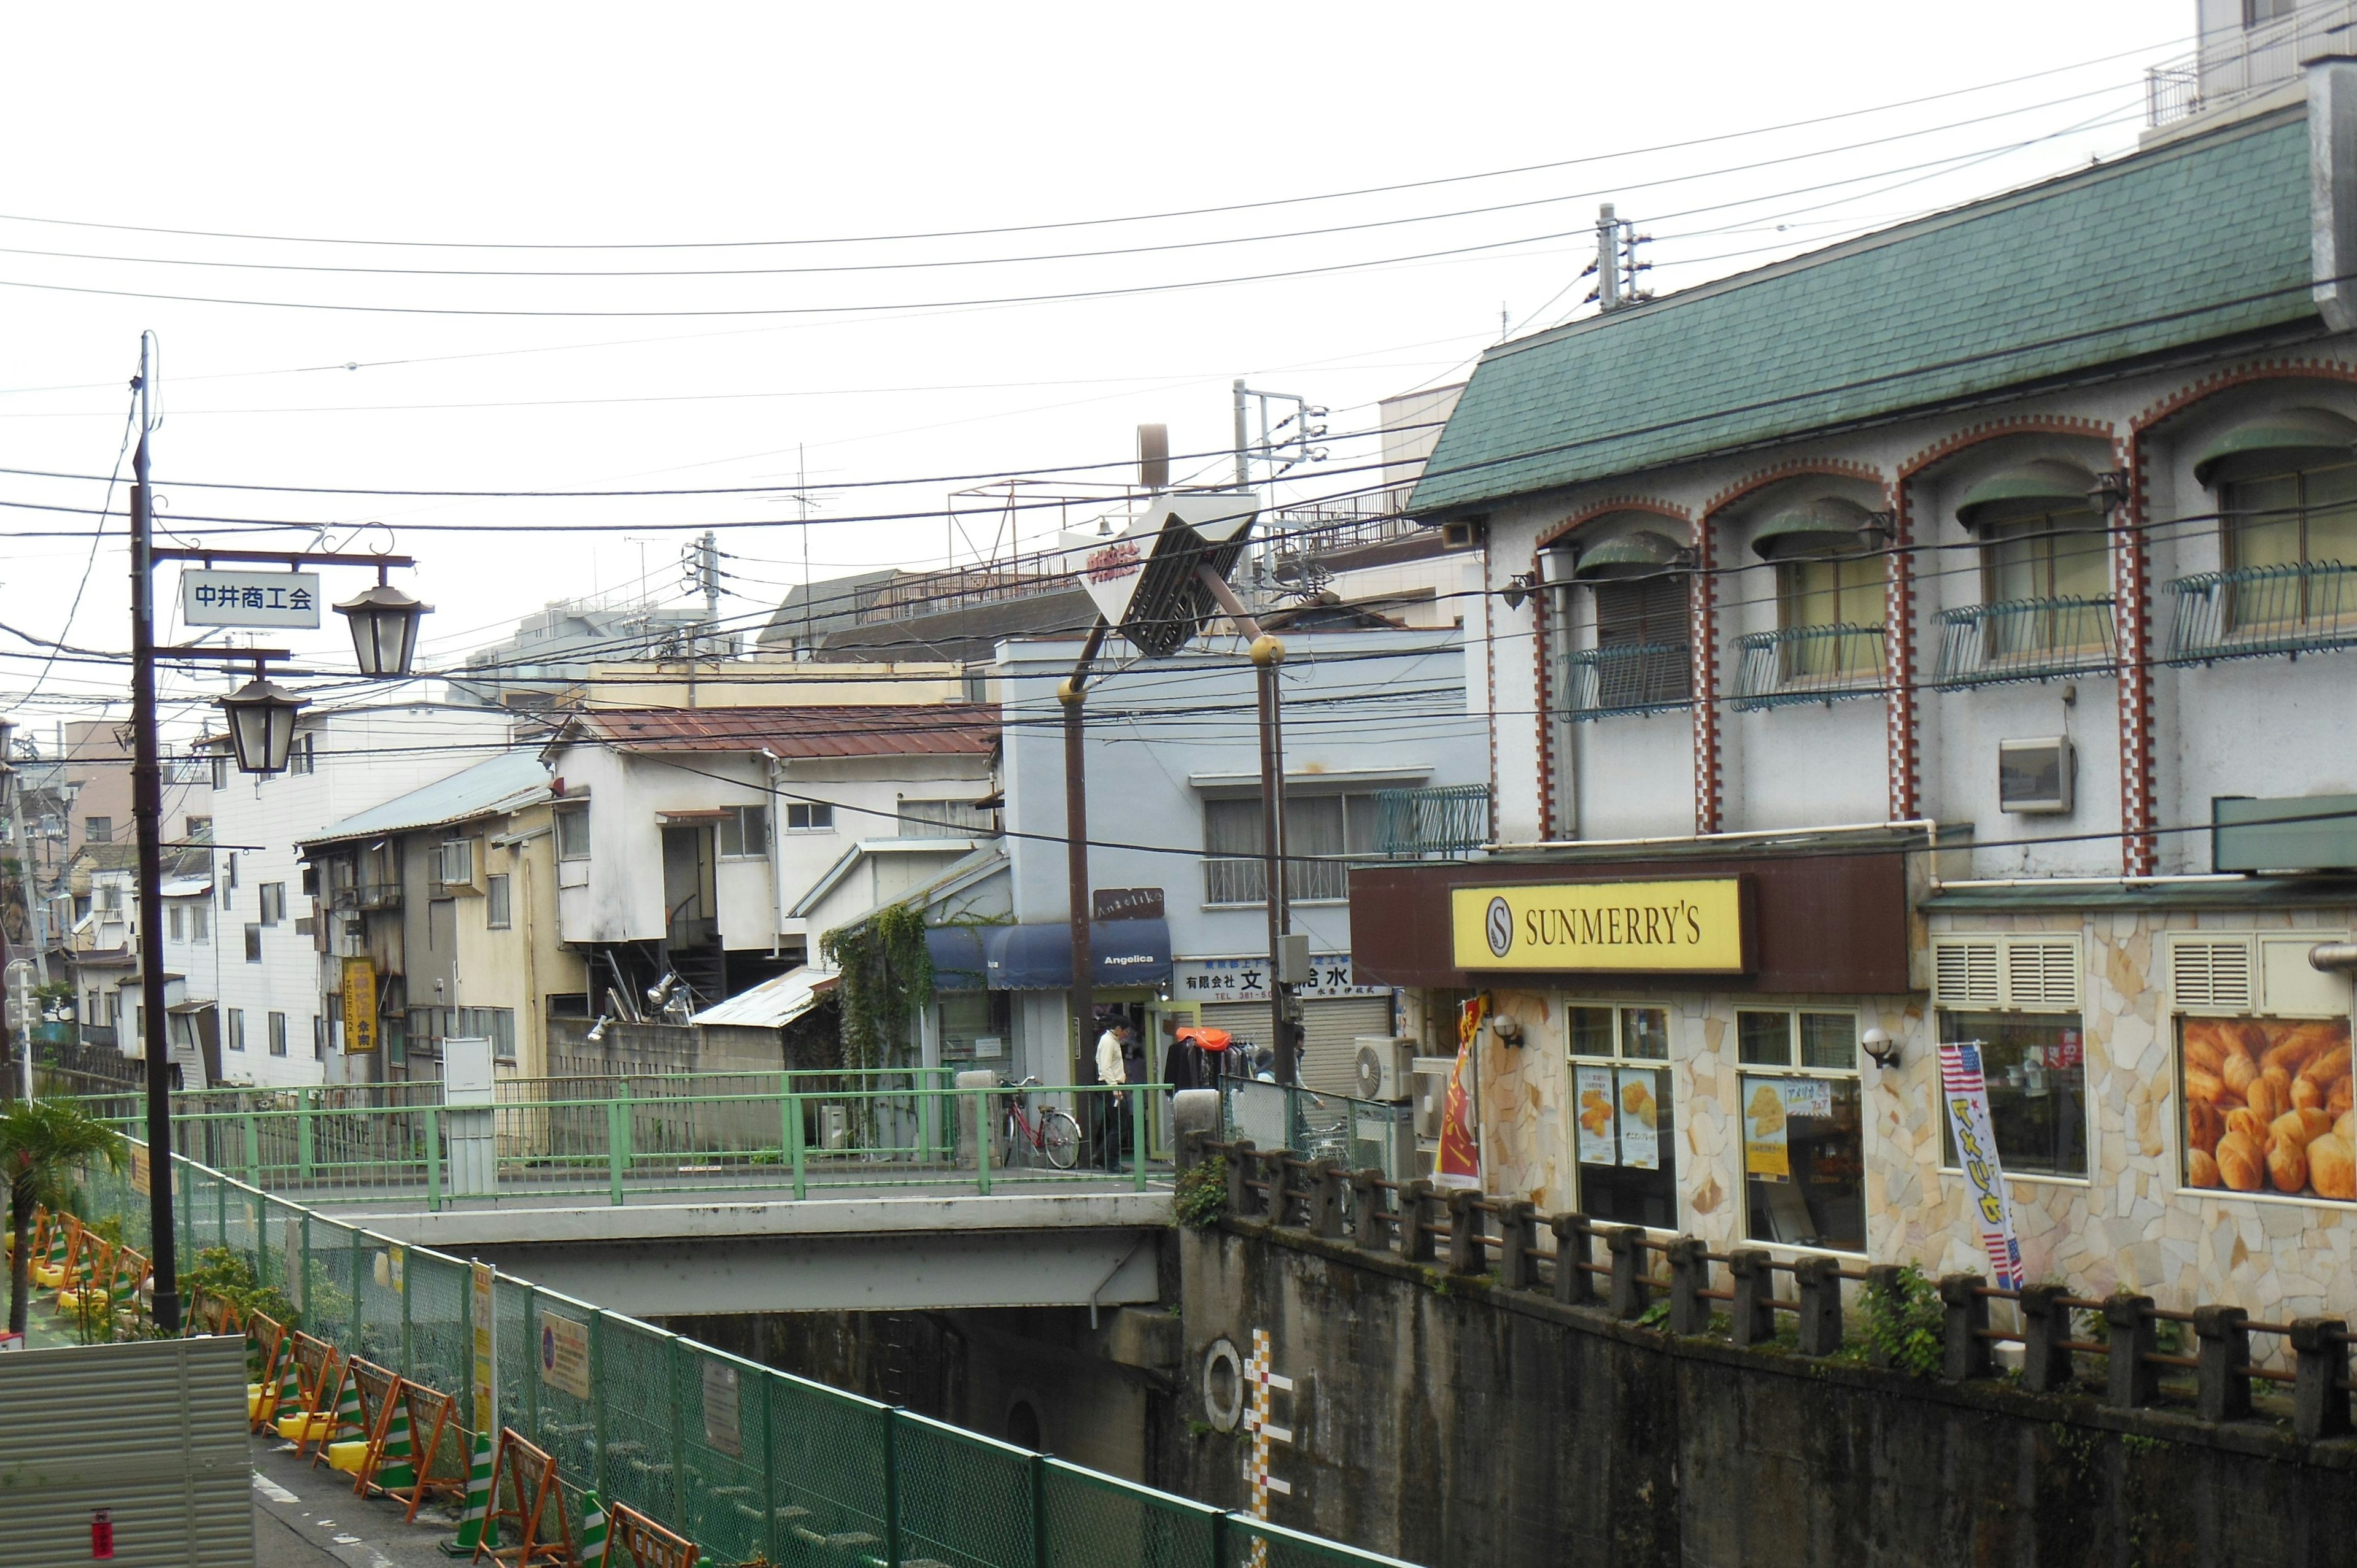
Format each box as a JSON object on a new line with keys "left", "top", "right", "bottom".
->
{"left": 820, "top": 903, "right": 934, "bottom": 1070}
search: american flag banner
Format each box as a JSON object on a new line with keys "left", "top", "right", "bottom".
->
{"left": 1938, "top": 1041, "right": 2024, "bottom": 1288}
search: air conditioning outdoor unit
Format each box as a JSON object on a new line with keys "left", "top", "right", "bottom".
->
{"left": 1353, "top": 1036, "right": 1417, "bottom": 1102}
{"left": 1998, "top": 738, "right": 2074, "bottom": 814}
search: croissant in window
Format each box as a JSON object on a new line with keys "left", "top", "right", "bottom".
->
{"left": 2188, "top": 1148, "right": 2222, "bottom": 1189}
{"left": 2185, "top": 1099, "right": 2224, "bottom": 1157}
{"left": 2214, "top": 1130, "right": 2266, "bottom": 1192}
{"left": 2309, "top": 1134, "right": 2356, "bottom": 1202}
{"left": 2268, "top": 1137, "right": 2309, "bottom": 1195}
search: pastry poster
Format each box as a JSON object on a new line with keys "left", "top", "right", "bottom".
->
{"left": 1575, "top": 1065, "right": 1617, "bottom": 1167}
{"left": 2181, "top": 1016, "right": 2353, "bottom": 1200}
{"left": 1616, "top": 1068, "right": 1661, "bottom": 1171}
{"left": 1744, "top": 1081, "right": 1790, "bottom": 1181}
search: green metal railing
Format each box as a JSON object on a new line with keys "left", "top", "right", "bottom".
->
{"left": 1559, "top": 643, "right": 1692, "bottom": 720}
{"left": 1218, "top": 1076, "right": 1416, "bottom": 1186}
{"left": 2168, "top": 560, "right": 2357, "bottom": 662}
{"left": 1930, "top": 595, "right": 2116, "bottom": 688}
{"left": 1372, "top": 785, "right": 1491, "bottom": 859}
{"left": 95, "top": 1079, "right": 1171, "bottom": 1210}
{"left": 1729, "top": 624, "right": 1886, "bottom": 711}
{"left": 77, "top": 1142, "right": 1417, "bottom": 1568}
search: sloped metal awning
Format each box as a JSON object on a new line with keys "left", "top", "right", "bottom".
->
{"left": 2192, "top": 407, "right": 2357, "bottom": 487}
{"left": 984, "top": 920, "right": 1173, "bottom": 991}
{"left": 689, "top": 967, "right": 838, "bottom": 1028}
{"left": 1749, "top": 497, "right": 1878, "bottom": 560}
{"left": 1954, "top": 460, "right": 2098, "bottom": 529}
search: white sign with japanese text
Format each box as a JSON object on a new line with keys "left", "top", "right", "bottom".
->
{"left": 179, "top": 570, "right": 323, "bottom": 628}
{"left": 1173, "top": 954, "right": 1389, "bottom": 1005}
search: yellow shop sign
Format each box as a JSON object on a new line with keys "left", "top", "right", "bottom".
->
{"left": 1450, "top": 879, "right": 1749, "bottom": 973}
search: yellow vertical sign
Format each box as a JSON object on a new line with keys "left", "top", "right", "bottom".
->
{"left": 471, "top": 1262, "right": 497, "bottom": 1432}
{"left": 341, "top": 956, "right": 378, "bottom": 1054}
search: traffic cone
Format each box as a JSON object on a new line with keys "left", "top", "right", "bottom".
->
{"left": 376, "top": 1397, "right": 417, "bottom": 1492}
{"left": 444, "top": 1429, "right": 494, "bottom": 1556}
{"left": 330, "top": 1369, "right": 363, "bottom": 1441}
{"left": 274, "top": 1362, "right": 304, "bottom": 1424}
{"left": 578, "top": 1489, "right": 608, "bottom": 1568}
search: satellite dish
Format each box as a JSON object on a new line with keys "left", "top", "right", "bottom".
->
{"left": 1061, "top": 492, "right": 1258, "bottom": 657}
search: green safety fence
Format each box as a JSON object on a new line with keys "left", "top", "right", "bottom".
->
{"left": 79, "top": 1140, "right": 1417, "bottom": 1568}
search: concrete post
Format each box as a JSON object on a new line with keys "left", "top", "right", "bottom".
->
{"left": 1171, "top": 1089, "right": 1220, "bottom": 1173}
{"left": 1444, "top": 1189, "right": 1484, "bottom": 1276}
{"left": 1727, "top": 1248, "right": 1774, "bottom": 1346}
{"left": 1793, "top": 1257, "right": 1843, "bottom": 1357}
{"left": 1550, "top": 1214, "right": 1595, "bottom": 1307}
{"left": 1665, "top": 1237, "right": 1708, "bottom": 1337}
{"left": 954, "top": 1070, "right": 997, "bottom": 1172}
{"left": 2016, "top": 1284, "right": 2075, "bottom": 1394}
{"left": 1226, "top": 1140, "right": 1258, "bottom": 1218}
{"left": 1350, "top": 1171, "right": 1387, "bottom": 1253}
{"left": 1496, "top": 1200, "right": 1538, "bottom": 1291}
{"left": 1308, "top": 1162, "right": 1346, "bottom": 1240}
{"left": 1260, "top": 1149, "right": 1295, "bottom": 1226}
{"left": 1605, "top": 1227, "right": 1649, "bottom": 1318}
{"left": 2194, "top": 1304, "right": 2252, "bottom": 1423}
{"left": 1935, "top": 1273, "right": 1990, "bottom": 1381}
{"left": 2290, "top": 1316, "right": 2353, "bottom": 1440}
{"left": 1398, "top": 1180, "right": 1438, "bottom": 1264}
{"left": 2103, "top": 1294, "right": 2158, "bottom": 1408}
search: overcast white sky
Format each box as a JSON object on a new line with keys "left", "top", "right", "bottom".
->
{"left": 0, "top": 1, "right": 2190, "bottom": 736}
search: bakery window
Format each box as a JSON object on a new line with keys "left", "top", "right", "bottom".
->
{"left": 1736, "top": 1010, "right": 1865, "bottom": 1251}
{"left": 2170, "top": 930, "right": 2355, "bottom": 1202}
{"left": 1566, "top": 1003, "right": 1677, "bottom": 1229}
{"left": 1932, "top": 936, "right": 2089, "bottom": 1179}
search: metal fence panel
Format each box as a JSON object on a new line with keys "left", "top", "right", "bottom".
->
{"left": 1043, "top": 1461, "right": 1223, "bottom": 1568}
{"left": 892, "top": 1411, "right": 1037, "bottom": 1568}
{"left": 673, "top": 1342, "right": 771, "bottom": 1567}
{"left": 764, "top": 1372, "right": 890, "bottom": 1562}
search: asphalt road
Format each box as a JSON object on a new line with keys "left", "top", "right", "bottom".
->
{"left": 247, "top": 1433, "right": 459, "bottom": 1568}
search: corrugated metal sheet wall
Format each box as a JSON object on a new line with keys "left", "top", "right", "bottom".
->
{"left": 0, "top": 1335, "right": 252, "bottom": 1568}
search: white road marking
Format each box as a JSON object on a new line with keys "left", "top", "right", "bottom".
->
{"left": 250, "top": 1472, "right": 299, "bottom": 1504}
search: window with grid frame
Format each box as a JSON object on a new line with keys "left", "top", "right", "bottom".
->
{"left": 554, "top": 805, "right": 591, "bottom": 861}
{"left": 1776, "top": 555, "right": 1885, "bottom": 679}
{"left": 1735, "top": 1010, "right": 1865, "bottom": 1253}
{"left": 1202, "top": 792, "right": 1380, "bottom": 905}
{"left": 718, "top": 805, "right": 769, "bottom": 857}
{"left": 457, "top": 1006, "right": 517, "bottom": 1060}
{"left": 2218, "top": 455, "right": 2357, "bottom": 627}
{"left": 1978, "top": 503, "right": 2110, "bottom": 656}
{"left": 1565, "top": 1003, "right": 1678, "bottom": 1230}
{"left": 485, "top": 873, "right": 512, "bottom": 929}
{"left": 1587, "top": 574, "right": 1693, "bottom": 709}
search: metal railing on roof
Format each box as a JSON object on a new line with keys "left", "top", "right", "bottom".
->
{"left": 1730, "top": 625, "right": 1886, "bottom": 711}
{"left": 2168, "top": 560, "right": 2357, "bottom": 663}
{"left": 1373, "top": 784, "right": 1491, "bottom": 858}
{"left": 1930, "top": 597, "right": 2116, "bottom": 689}
{"left": 1560, "top": 643, "right": 1693, "bottom": 720}
{"left": 2147, "top": 3, "right": 2357, "bottom": 128}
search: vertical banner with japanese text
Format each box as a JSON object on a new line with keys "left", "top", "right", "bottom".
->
{"left": 1434, "top": 994, "right": 1486, "bottom": 1189}
{"left": 341, "top": 957, "right": 378, "bottom": 1054}
{"left": 471, "top": 1262, "right": 497, "bottom": 1432}
{"left": 1938, "top": 1041, "right": 2025, "bottom": 1288}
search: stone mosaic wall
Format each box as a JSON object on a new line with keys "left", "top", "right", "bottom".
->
{"left": 1466, "top": 903, "right": 2357, "bottom": 1321}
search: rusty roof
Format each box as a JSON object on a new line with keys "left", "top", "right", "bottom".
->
{"left": 552, "top": 704, "right": 999, "bottom": 758}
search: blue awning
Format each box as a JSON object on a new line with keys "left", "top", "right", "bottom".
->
{"left": 926, "top": 925, "right": 991, "bottom": 992}
{"left": 985, "top": 920, "right": 1172, "bottom": 991}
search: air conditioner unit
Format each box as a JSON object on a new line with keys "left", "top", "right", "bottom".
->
{"left": 1409, "top": 1056, "right": 1457, "bottom": 1141}
{"left": 1353, "top": 1036, "right": 1416, "bottom": 1102}
{"left": 1998, "top": 738, "right": 2074, "bottom": 814}
{"left": 819, "top": 1104, "right": 850, "bottom": 1151}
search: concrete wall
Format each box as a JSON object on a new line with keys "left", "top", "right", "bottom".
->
{"left": 1174, "top": 1219, "right": 2357, "bottom": 1568}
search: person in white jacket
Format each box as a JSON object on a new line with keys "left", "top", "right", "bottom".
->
{"left": 1095, "top": 1020, "right": 1132, "bottom": 1171}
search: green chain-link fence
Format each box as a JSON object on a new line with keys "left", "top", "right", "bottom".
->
{"left": 77, "top": 1141, "right": 1414, "bottom": 1568}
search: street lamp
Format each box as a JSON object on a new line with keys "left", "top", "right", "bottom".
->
{"left": 335, "top": 578, "right": 432, "bottom": 678}
{"left": 217, "top": 673, "right": 307, "bottom": 776}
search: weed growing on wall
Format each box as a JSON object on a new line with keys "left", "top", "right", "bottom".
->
{"left": 1860, "top": 1264, "right": 1945, "bottom": 1377}
{"left": 1175, "top": 1155, "right": 1229, "bottom": 1227}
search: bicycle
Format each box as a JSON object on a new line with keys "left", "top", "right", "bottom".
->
{"left": 995, "top": 1076, "right": 1082, "bottom": 1171}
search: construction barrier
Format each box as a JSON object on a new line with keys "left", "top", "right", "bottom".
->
{"left": 277, "top": 1331, "right": 342, "bottom": 1446}
{"left": 322, "top": 1358, "right": 398, "bottom": 1477}
{"left": 606, "top": 1502, "right": 695, "bottom": 1568}
{"left": 478, "top": 1427, "right": 572, "bottom": 1567}
{"left": 244, "top": 1311, "right": 293, "bottom": 1431}
{"left": 75, "top": 1138, "right": 1419, "bottom": 1568}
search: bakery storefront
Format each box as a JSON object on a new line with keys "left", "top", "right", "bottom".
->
{"left": 1349, "top": 841, "right": 1918, "bottom": 1259}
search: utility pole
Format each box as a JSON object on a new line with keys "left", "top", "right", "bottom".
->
{"left": 1233, "top": 379, "right": 1251, "bottom": 492}
{"left": 1595, "top": 203, "right": 1622, "bottom": 313}
{"left": 127, "top": 332, "right": 180, "bottom": 1332}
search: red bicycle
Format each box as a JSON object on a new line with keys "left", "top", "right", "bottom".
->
{"left": 996, "top": 1076, "right": 1082, "bottom": 1170}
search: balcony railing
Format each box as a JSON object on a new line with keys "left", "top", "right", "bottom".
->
{"left": 1730, "top": 625, "right": 1886, "bottom": 711}
{"left": 1931, "top": 597, "right": 2116, "bottom": 689}
{"left": 1373, "top": 784, "right": 1492, "bottom": 859}
{"left": 1202, "top": 855, "right": 1352, "bottom": 906}
{"left": 2169, "top": 560, "right": 2357, "bottom": 663}
{"left": 2148, "top": 3, "right": 2357, "bottom": 128}
{"left": 1560, "top": 643, "right": 1693, "bottom": 720}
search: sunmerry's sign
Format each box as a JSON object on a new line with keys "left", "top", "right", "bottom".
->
{"left": 1449, "top": 878, "right": 1749, "bottom": 973}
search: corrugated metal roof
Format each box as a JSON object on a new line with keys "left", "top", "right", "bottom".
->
{"left": 558, "top": 703, "right": 999, "bottom": 757}
{"left": 1414, "top": 111, "right": 2315, "bottom": 513}
{"left": 690, "top": 965, "right": 838, "bottom": 1027}
{"left": 306, "top": 750, "right": 551, "bottom": 846}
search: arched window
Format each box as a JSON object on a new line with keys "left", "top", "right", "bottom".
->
{"left": 1754, "top": 498, "right": 1884, "bottom": 687}
{"left": 2195, "top": 407, "right": 2357, "bottom": 631}
{"left": 1941, "top": 461, "right": 2115, "bottom": 680}
{"left": 1555, "top": 528, "right": 1692, "bottom": 717}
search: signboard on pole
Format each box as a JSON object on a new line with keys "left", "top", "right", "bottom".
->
{"left": 178, "top": 570, "right": 322, "bottom": 629}
{"left": 1937, "top": 1041, "right": 2025, "bottom": 1288}
{"left": 540, "top": 1314, "right": 590, "bottom": 1401}
{"left": 340, "top": 957, "right": 379, "bottom": 1054}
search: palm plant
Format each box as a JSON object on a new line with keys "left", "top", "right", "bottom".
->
{"left": 1, "top": 1097, "right": 126, "bottom": 1335}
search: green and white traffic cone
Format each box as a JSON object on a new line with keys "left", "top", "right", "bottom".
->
{"left": 275, "top": 1363, "right": 304, "bottom": 1424}
{"left": 376, "top": 1397, "right": 416, "bottom": 1492}
{"left": 578, "top": 1489, "right": 608, "bottom": 1568}
{"left": 443, "top": 1429, "right": 495, "bottom": 1556}
{"left": 330, "top": 1369, "right": 363, "bottom": 1442}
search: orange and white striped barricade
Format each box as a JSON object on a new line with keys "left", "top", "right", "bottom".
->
{"left": 607, "top": 1504, "right": 697, "bottom": 1568}
{"left": 245, "top": 1310, "right": 293, "bottom": 1429}
{"left": 379, "top": 1380, "right": 467, "bottom": 1520}
{"left": 30, "top": 1211, "right": 77, "bottom": 1291}
{"left": 473, "top": 1427, "right": 573, "bottom": 1567}
{"left": 316, "top": 1355, "right": 394, "bottom": 1472}
{"left": 187, "top": 1283, "right": 244, "bottom": 1339}
{"left": 53, "top": 1237, "right": 114, "bottom": 1316}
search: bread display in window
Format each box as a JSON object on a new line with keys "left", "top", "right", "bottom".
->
{"left": 2183, "top": 1017, "right": 2354, "bottom": 1199}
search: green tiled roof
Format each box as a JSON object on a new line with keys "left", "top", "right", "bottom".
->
{"left": 1412, "top": 110, "right": 2318, "bottom": 514}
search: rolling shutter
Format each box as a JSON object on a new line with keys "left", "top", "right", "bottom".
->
{"left": 1300, "top": 998, "right": 1396, "bottom": 1097}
